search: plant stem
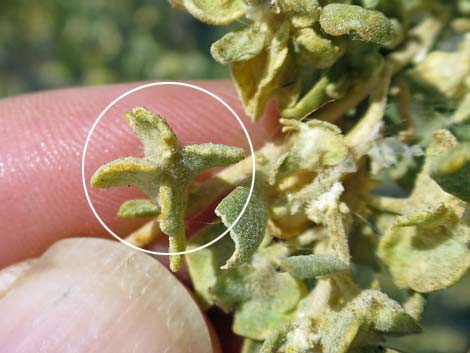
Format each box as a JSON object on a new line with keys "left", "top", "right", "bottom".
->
{"left": 367, "top": 195, "right": 408, "bottom": 214}
{"left": 346, "top": 64, "right": 392, "bottom": 158}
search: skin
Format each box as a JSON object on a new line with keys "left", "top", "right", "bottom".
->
{"left": 0, "top": 81, "right": 279, "bottom": 353}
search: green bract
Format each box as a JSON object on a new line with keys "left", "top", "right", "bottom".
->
{"left": 90, "top": 107, "right": 244, "bottom": 271}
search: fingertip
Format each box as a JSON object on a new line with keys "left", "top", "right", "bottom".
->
{"left": 0, "top": 81, "right": 280, "bottom": 267}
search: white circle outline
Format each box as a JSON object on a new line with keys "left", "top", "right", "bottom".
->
{"left": 81, "top": 82, "right": 256, "bottom": 256}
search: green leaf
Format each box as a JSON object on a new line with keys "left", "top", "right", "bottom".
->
{"left": 232, "top": 273, "right": 303, "bottom": 339}
{"left": 295, "top": 27, "right": 345, "bottom": 69}
{"left": 279, "top": 254, "right": 349, "bottom": 279}
{"left": 183, "top": 143, "right": 245, "bottom": 174}
{"left": 117, "top": 199, "right": 160, "bottom": 218}
{"left": 215, "top": 185, "right": 267, "bottom": 269}
{"left": 90, "top": 157, "right": 158, "bottom": 190}
{"left": 431, "top": 142, "right": 470, "bottom": 202}
{"left": 211, "top": 24, "right": 269, "bottom": 64}
{"left": 279, "top": 0, "right": 321, "bottom": 28}
{"left": 319, "top": 4, "right": 399, "bottom": 45}
{"left": 174, "top": 0, "right": 245, "bottom": 25}
{"left": 186, "top": 226, "right": 305, "bottom": 340}
{"left": 281, "top": 75, "right": 330, "bottom": 120}
{"left": 379, "top": 131, "right": 470, "bottom": 292}
{"left": 186, "top": 223, "right": 236, "bottom": 307}
{"left": 125, "top": 107, "right": 178, "bottom": 156}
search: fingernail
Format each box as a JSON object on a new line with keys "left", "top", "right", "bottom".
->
{"left": 0, "top": 238, "right": 214, "bottom": 353}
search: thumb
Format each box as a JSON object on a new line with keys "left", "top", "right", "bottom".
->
{"left": 0, "top": 237, "right": 218, "bottom": 353}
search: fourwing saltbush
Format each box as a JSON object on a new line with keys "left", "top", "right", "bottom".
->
{"left": 91, "top": 1, "right": 470, "bottom": 352}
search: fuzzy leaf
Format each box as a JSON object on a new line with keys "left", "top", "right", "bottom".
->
{"left": 211, "top": 24, "right": 269, "bottom": 64}
{"left": 379, "top": 131, "right": 470, "bottom": 292}
{"left": 186, "top": 226, "right": 305, "bottom": 340}
{"left": 320, "top": 310, "right": 361, "bottom": 353}
{"left": 295, "top": 27, "right": 345, "bottom": 69}
{"left": 173, "top": 0, "right": 245, "bottom": 25}
{"left": 379, "top": 206, "right": 470, "bottom": 292}
{"left": 279, "top": 0, "right": 321, "bottom": 27}
{"left": 90, "top": 157, "right": 158, "bottom": 190}
{"left": 319, "top": 4, "right": 399, "bottom": 45}
{"left": 279, "top": 254, "right": 348, "bottom": 279}
{"left": 232, "top": 22, "right": 290, "bottom": 120}
{"left": 232, "top": 272, "right": 304, "bottom": 339}
{"left": 215, "top": 185, "right": 267, "bottom": 269}
{"left": 431, "top": 142, "right": 470, "bottom": 202}
{"left": 125, "top": 107, "right": 178, "bottom": 156}
{"left": 117, "top": 199, "right": 160, "bottom": 218}
{"left": 186, "top": 223, "right": 235, "bottom": 307}
{"left": 183, "top": 143, "right": 245, "bottom": 174}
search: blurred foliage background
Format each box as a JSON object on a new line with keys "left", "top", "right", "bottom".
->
{"left": 0, "top": 1, "right": 468, "bottom": 352}
{"left": 0, "top": 0, "right": 228, "bottom": 97}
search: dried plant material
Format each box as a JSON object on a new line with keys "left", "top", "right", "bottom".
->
{"left": 211, "top": 24, "right": 269, "bottom": 65}
{"left": 260, "top": 290, "right": 419, "bottom": 353}
{"left": 91, "top": 107, "right": 244, "bottom": 271}
{"left": 232, "top": 22, "right": 292, "bottom": 120}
